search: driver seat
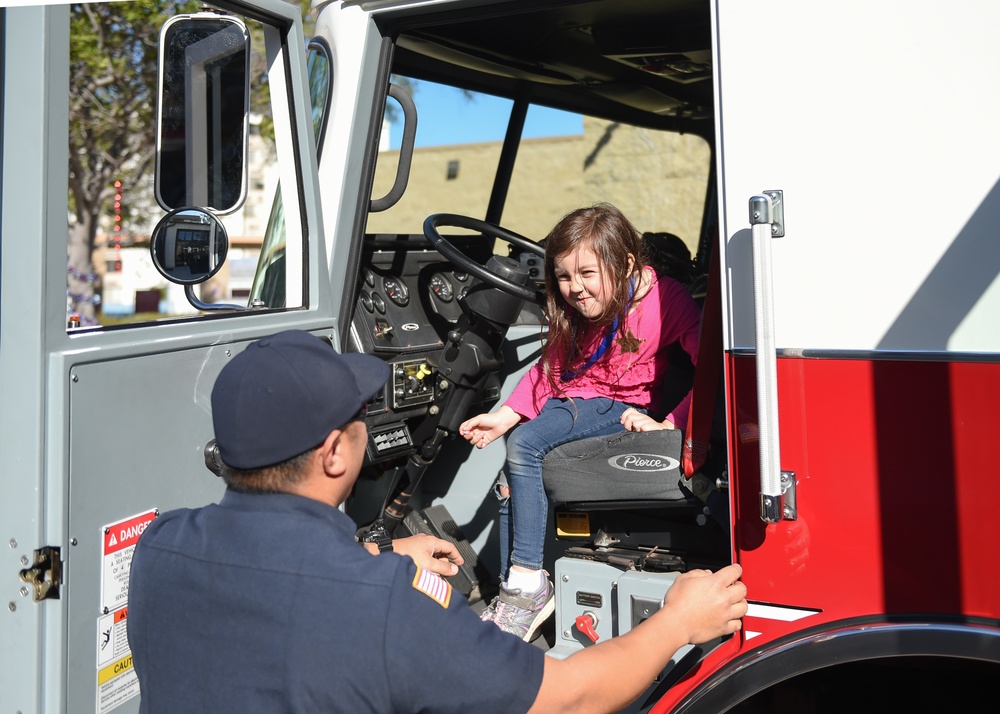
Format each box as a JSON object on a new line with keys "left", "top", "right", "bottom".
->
{"left": 540, "top": 247, "right": 727, "bottom": 567}
{"left": 540, "top": 427, "right": 726, "bottom": 568}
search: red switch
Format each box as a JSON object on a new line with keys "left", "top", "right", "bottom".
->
{"left": 575, "top": 612, "right": 599, "bottom": 643}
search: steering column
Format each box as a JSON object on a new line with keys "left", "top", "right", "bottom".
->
{"left": 369, "top": 215, "right": 541, "bottom": 535}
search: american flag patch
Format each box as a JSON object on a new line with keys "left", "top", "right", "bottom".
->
{"left": 411, "top": 566, "right": 452, "bottom": 609}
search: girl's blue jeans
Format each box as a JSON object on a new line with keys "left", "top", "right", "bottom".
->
{"left": 496, "top": 397, "right": 635, "bottom": 578}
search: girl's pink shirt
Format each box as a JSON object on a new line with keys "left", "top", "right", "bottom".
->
{"left": 504, "top": 269, "right": 701, "bottom": 428}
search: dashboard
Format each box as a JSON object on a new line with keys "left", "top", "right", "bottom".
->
{"left": 349, "top": 234, "right": 543, "bottom": 465}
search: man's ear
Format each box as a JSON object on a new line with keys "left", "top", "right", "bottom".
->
{"left": 319, "top": 428, "right": 348, "bottom": 478}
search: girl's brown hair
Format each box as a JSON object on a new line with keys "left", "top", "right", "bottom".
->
{"left": 541, "top": 203, "right": 647, "bottom": 392}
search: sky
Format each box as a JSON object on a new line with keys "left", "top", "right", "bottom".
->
{"left": 388, "top": 80, "right": 582, "bottom": 150}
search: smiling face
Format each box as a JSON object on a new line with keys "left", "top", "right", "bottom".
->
{"left": 553, "top": 243, "right": 615, "bottom": 321}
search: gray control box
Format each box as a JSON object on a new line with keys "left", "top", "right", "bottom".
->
{"left": 550, "top": 557, "right": 692, "bottom": 670}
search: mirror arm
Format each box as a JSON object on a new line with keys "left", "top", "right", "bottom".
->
{"left": 183, "top": 285, "right": 243, "bottom": 311}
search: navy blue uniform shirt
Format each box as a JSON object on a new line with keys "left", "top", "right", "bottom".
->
{"left": 127, "top": 490, "right": 544, "bottom": 713}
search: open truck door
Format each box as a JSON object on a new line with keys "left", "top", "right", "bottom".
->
{"left": 0, "top": 2, "right": 334, "bottom": 711}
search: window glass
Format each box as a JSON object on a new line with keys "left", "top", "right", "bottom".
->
{"left": 307, "top": 41, "right": 332, "bottom": 147}
{"left": 366, "top": 80, "right": 512, "bottom": 235}
{"left": 508, "top": 112, "right": 710, "bottom": 249}
{"left": 366, "top": 76, "right": 710, "bottom": 252}
{"left": 66, "top": 2, "right": 289, "bottom": 328}
{"left": 249, "top": 41, "right": 331, "bottom": 308}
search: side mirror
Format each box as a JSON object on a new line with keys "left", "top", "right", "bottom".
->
{"left": 149, "top": 208, "right": 229, "bottom": 285}
{"left": 155, "top": 13, "right": 250, "bottom": 213}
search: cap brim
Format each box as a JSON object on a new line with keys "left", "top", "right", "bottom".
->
{"left": 339, "top": 352, "right": 391, "bottom": 402}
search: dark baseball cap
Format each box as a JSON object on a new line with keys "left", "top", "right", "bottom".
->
{"left": 211, "top": 330, "right": 390, "bottom": 470}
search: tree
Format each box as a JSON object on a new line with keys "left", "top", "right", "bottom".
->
{"left": 67, "top": 0, "right": 312, "bottom": 324}
{"left": 67, "top": 0, "right": 199, "bottom": 324}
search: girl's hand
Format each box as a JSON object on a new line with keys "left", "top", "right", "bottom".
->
{"left": 621, "top": 407, "right": 673, "bottom": 432}
{"left": 459, "top": 405, "right": 521, "bottom": 448}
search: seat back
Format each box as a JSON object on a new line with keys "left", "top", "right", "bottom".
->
{"left": 542, "top": 429, "right": 693, "bottom": 506}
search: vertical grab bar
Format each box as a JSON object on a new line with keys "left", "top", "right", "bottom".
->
{"left": 749, "top": 192, "right": 785, "bottom": 523}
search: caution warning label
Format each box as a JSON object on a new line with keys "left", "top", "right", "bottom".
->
{"left": 96, "top": 649, "right": 139, "bottom": 714}
{"left": 100, "top": 509, "right": 157, "bottom": 614}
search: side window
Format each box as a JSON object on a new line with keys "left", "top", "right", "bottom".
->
{"left": 66, "top": 2, "right": 294, "bottom": 328}
{"left": 367, "top": 76, "right": 710, "bottom": 253}
{"left": 250, "top": 40, "right": 331, "bottom": 309}
{"left": 307, "top": 39, "right": 333, "bottom": 152}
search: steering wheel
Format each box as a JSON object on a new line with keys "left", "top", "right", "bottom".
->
{"left": 423, "top": 213, "right": 545, "bottom": 304}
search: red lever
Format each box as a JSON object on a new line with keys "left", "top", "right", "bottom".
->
{"left": 575, "top": 613, "right": 599, "bottom": 643}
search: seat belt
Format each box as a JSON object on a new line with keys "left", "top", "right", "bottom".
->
{"left": 683, "top": 239, "right": 722, "bottom": 478}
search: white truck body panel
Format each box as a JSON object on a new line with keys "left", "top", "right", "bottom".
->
{"left": 716, "top": 0, "right": 1000, "bottom": 353}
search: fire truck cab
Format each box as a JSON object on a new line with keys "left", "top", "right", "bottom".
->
{"left": 3, "top": 0, "right": 1000, "bottom": 712}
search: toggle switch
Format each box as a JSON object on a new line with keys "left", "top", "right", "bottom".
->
{"left": 575, "top": 612, "right": 600, "bottom": 643}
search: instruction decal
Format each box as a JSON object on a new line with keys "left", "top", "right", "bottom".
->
{"left": 100, "top": 509, "right": 157, "bottom": 614}
{"left": 96, "top": 607, "right": 139, "bottom": 713}
{"left": 97, "top": 607, "right": 131, "bottom": 667}
{"left": 96, "top": 648, "right": 140, "bottom": 713}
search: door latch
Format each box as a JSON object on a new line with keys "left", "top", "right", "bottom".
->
{"left": 19, "top": 546, "right": 62, "bottom": 601}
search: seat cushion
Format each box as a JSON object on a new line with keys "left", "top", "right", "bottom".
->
{"left": 542, "top": 429, "right": 688, "bottom": 504}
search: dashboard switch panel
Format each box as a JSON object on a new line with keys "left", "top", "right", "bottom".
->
{"left": 392, "top": 360, "right": 435, "bottom": 409}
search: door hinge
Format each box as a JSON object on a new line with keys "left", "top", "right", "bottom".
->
{"left": 19, "top": 546, "right": 63, "bottom": 601}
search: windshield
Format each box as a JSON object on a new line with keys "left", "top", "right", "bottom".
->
{"left": 367, "top": 77, "right": 710, "bottom": 250}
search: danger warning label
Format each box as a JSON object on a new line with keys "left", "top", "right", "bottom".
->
{"left": 100, "top": 509, "right": 157, "bottom": 614}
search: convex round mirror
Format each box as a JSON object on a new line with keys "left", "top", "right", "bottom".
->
{"left": 150, "top": 207, "right": 229, "bottom": 285}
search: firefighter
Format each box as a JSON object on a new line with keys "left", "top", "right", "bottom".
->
{"left": 127, "top": 329, "right": 747, "bottom": 714}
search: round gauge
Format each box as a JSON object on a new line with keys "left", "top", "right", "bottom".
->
{"left": 429, "top": 273, "right": 454, "bottom": 302}
{"left": 359, "top": 291, "right": 374, "bottom": 312}
{"left": 453, "top": 271, "right": 469, "bottom": 282}
{"left": 381, "top": 277, "right": 409, "bottom": 306}
{"left": 371, "top": 292, "right": 387, "bottom": 314}
{"left": 364, "top": 269, "right": 376, "bottom": 287}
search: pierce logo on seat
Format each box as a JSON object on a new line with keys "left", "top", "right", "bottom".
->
{"left": 607, "top": 453, "right": 679, "bottom": 471}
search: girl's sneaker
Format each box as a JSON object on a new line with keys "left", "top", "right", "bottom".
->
{"left": 480, "top": 575, "right": 555, "bottom": 641}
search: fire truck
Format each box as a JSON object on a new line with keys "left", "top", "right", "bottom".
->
{"left": 3, "top": 0, "right": 999, "bottom": 711}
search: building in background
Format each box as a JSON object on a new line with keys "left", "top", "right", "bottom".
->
{"left": 93, "top": 116, "right": 707, "bottom": 320}
{"left": 367, "top": 118, "right": 710, "bottom": 253}
{"left": 96, "top": 116, "right": 277, "bottom": 318}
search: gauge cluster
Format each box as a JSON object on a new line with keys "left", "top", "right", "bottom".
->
{"left": 354, "top": 250, "right": 469, "bottom": 354}
{"left": 350, "top": 238, "right": 541, "bottom": 468}
{"left": 351, "top": 240, "right": 541, "bottom": 361}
